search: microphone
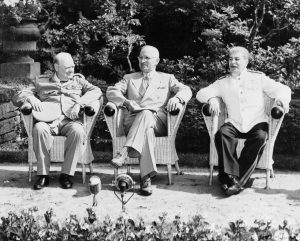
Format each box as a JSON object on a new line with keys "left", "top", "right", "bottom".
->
{"left": 113, "top": 174, "right": 135, "bottom": 212}
{"left": 88, "top": 175, "right": 101, "bottom": 207}
{"left": 115, "top": 173, "right": 135, "bottom": 192}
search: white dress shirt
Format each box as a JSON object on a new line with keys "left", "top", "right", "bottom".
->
{"left": 196, "top": 69, "right": 291, "bottom": 132}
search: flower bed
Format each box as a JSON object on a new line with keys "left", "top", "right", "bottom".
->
{"left": 0, "top": 207, "right": 299, "bottom": 240}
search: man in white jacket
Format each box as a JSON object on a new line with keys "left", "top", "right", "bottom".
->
{"left": 196, "top": 46, "right": 291, "bottom": 196}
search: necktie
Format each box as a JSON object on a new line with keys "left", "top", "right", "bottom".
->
{"left": 139, "top": 75, "right": 149, "bottom": 96}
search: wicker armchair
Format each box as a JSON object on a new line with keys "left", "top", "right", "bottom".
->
{"left": 202, "top": 95, "right": 285, "bottom": 189}
{"left": 20, "top": 98, "right": 103, "bottom": 184}
{"left": 103, "top": 102, "right": 186, "bottom": 184}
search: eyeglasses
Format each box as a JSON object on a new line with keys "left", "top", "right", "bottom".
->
{"left": 137, "top": 56, "right": 157, "bottom": 61}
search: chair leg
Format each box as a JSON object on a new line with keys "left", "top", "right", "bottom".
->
{"left": 127, "top": 165, "right": 131, "bottom": 176}
{"left": 114, "top": 168, "right": 118, "bottom": 180}
{"left": 89, "top": 163, "right": 93, "bottom": 175}
{"left": 167, "top": 164, "right": 172, "bottom": 185}
{"left": 270, "top": 166, "right": 275, "bottom": 178}
{"left": 175, "top": 160, "right": 184, "bottom": 175}
{"left": 82, "top": 163, "right": 86, "bottom": 184}
{"left": 28, "top": 163, "right": 33, "bottom": 182}
{"left": 265, "top": 169, "right": 271, "bottom": 189}
{"left": 209, "top": 165, "right": 214, "bottom": 186}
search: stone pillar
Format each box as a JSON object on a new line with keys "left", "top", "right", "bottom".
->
{"left": 0, "top": 18, "right": 41, "bottom": 79}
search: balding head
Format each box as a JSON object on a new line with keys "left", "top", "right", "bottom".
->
{"left": 54, "top": 52, "right": 73, "bottom": 65}
{"left": 54, "top": 52, "right": 75, "bottom": 81}
{"left": 138, "top": 45, "right": 160, "bottom": 73}
{"left": 140, "top": 45, "right": 160, "bottom": 58}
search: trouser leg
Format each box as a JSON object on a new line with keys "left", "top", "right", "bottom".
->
{"left": 59, "top": 121, "right": 85, "bottom": 176}
{"left": 139, "top": 128, "right": 157, "bottom": 181}
{"left": 32, "top": 122, "right": 54, "bottom": 175}
{"left": 239, "top": 122, "right": 268, "bottom": 186}
{"left": 215, "top": 122, "right": 240, "bottom": 177}
{"left": 124, "top": 110, "right": 167, "bottom": 180}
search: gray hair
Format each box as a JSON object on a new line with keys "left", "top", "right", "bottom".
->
{"left": 228, "top": 46, "right": 250, "bottom": 60}
{"left": 140, "top": 45, "right": 160, "bottom": 58}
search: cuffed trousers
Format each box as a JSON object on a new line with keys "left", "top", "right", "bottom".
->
{"left": 32, "top": 120, "right": 85, "bottom": 176}
{"left": 123, "top": 110, "right": 167, "bottom": 181}
{"left": 215, "top": 122, "right": 268, "bottom": 186}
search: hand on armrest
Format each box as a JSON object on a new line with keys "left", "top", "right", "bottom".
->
{"left": 169, "top": 104, "right": 183, "bottom": 115}
{"left": 20, "top": 103, "right": 33, "bottom": 115}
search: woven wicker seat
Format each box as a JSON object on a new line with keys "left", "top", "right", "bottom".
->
{"left": 104, "top": 102, "right": 186, "bottom": 184}
{"left": 20, "top": 98, "right": 103, "bottom": 184}
{"left": 202, "top": 95, "right": 285, "bottom": 189}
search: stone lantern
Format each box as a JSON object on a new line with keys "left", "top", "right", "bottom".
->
{"left": 0, "top": 17, "right": 41, "bottom": 79}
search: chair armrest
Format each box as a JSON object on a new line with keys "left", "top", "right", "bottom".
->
{"left": 271, "top": 106, "right": 284, "bottom": 119}
{"left": 201, "top": 103, "right": 211, "bottom": 116}
{"left": 20, "top": 103, "right": 34, "bottom": 136}
{"left": 20, "top": 102, "right": 33, "bottom": 115}
{"left": 103, "top": 102, "right": 120, "bottom": 138}
{"left": 201, "top": 103, "right": 219, "bottom": 139}
{"left": 167, "top": 104, "right": 186, "bottom": 136}
{"left": 84, "top": 97, "right": 103, "bottom": 137}
{"left": 103, "top": 102, "right": 118, "bottom": 117}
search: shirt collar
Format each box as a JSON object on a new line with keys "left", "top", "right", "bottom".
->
{"left": 229, "top": 68, "right": 248, "bottom": 80}
{"left": 53, "top": 73, "right": 70, "bottom": 83}
{"left": 142, "top": 71, "right": 156, "bottom": 79}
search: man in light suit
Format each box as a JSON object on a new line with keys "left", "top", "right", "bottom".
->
{"left": 196, "top": 46, "right": 291, "bottom": 196}
{"left": 106, "top": 45, "right": 192, "bottom": 195}
{"left": 13, "top": 52, "right": 102, "bottom": 190}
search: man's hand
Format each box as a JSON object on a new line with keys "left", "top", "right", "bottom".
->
{"left": 166, "top": 97, "right": 181, "bottom": 112}
{"left": 208, "top": 97, "right": 220, "bottom": 116}
{"left": 69, "top": 103, "right": 81, "bottom": 120}
{"left": 124, "top": 99, "right": 142, "bottom": 112}
{"left": 26, "top": 96, "right": 43, "bottom": 112}
{"left": 275, "top": 99, "right": 289, "bottom": 113}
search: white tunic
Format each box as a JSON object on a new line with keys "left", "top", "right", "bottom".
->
{"left": 196, "top": 69, "right": 291, "bottom": 132}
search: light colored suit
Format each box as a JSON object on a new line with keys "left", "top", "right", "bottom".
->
{"left": 13, "top": 73, "right": 102, "bottom": 176}
{"left": 107, "top": 71, "right": 192, "bottom": 180}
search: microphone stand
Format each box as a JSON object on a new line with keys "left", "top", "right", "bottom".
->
{"left": 114, "top": 189, "right": 135, "bottom": 212}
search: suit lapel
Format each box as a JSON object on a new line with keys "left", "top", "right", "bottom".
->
{"left": 142, "top": 72, "right": 161, "bottom": 100}
{"left": 131, "top": 72, "right": 143, "bottom": 93}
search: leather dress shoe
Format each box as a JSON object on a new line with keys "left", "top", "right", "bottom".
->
{"left": 33, "top": 175, "right": 49, "bottom": 190}
{"left": 111, "top": 153, "right": 127, "bottom": 168}
{"left": 140, "top": 178, "right": 152, "bottom": 196}
{"left": 225, "top": 184, "right": 243, "bottom": 196}
{"left": 59, "top": 174, "right": 73, "bottom": 189}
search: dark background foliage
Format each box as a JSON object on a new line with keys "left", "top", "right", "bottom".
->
{"left": 1, "top": 0, "right": 300, "bottom": 155}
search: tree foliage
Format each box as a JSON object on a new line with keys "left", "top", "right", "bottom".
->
{"left": 3, "top": 0, "right": 300, "bottom": 154}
